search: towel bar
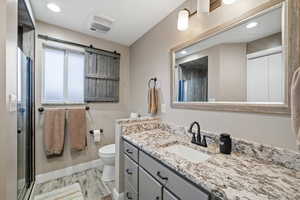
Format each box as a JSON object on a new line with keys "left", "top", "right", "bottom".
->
{"left": 38, "top": 106, "right": 90, "bottom": 113}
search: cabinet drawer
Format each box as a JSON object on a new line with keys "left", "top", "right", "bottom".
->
{"left": 123, "top": 140, "right": 138, "bottom": 162}
{"left": 139, "top": 167, "right": 162, "bottom": 200}
{"left": 139, "top": 151, "right": 209, "bottom": 200}
{"left": 124, "top": 154, "right": 138, "bottom": 191}
{"left": 125, "top": 183, "right": 138, "bottom": 200}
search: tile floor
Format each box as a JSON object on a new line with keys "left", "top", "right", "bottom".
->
{"left": 33, "top": 168, "right": 114, "bottom": 200}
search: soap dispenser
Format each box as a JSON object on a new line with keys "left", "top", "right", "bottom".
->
{"left": 219, "top": 133, "right": 232, "bottom": 154}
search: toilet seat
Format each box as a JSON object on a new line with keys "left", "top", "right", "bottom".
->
{"left": 99, "top": 144, "right": 115, "bottom": 157}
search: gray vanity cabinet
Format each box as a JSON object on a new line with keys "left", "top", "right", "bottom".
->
{"left": 163, "top": 189, "right": 179, "bottom": 200}
{"left": 139, "top": 167, "right": 162, "bottom": 200}
{"left": 123, "top": 139, "right": 210, "bottom": 200}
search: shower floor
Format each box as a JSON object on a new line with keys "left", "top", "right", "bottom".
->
{"left": 33, "top": 167, "right": 114, "bottom": 200}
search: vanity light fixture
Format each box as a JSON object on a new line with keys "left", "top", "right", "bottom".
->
{"left": 223, "top": 0, "right": 237, "bottom": 5}
{"left": 246, "top": 22, "right": 258, "bottom": 29}
{"left": 47, "top": 2, "right": 61, "bottom": 13}
{"left": 177, "top": 8, "right": 197, "bottom": 31}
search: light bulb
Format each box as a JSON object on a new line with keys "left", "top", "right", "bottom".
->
{"left": 223, "top": 0, "right": 236, "bottom": 5}
{"left": 177, "top": 10, "right": 189, "bottom": 31}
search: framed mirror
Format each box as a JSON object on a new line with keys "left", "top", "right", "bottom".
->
{"left": 170, "top": 0, "right": 299, "bottom": 114}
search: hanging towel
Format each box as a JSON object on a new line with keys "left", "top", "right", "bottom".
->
{"left": 67, "top": 109, "right": 87, "bottom": 151}
{"left": 101, "top": 195, "right": 112, "bottom": 200}
{"left": 291, "top": 67, "right": 300, "bottom": 151}
{"left": 43, "top": 109, "right": 66, "bottom": 157}
{"left": 148, "top": 87, "right": 158, "bottom": 114}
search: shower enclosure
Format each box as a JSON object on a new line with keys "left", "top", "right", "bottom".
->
{"left": 17, "top": 49, "right": 34, "bottom": 199}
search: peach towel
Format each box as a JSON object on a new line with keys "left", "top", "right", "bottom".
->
{"left": 101, "top": 195, "right": 112, "bottom": 200}
{"left": 67, "top": 109, "right": 87, "bottom": 151}
{"left": 291, "top": 67, "right": 300, "bottom": 151}
{"left": 148, "top": 88, "right": 158, "bottom": 114}
{"left": 43, "top": 109, "right": 66, "bottom": 157}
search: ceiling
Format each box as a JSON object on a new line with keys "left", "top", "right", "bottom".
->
{"left": 30, "top": 0, "right": 186, "bottom": 46}
{"left": 176, "top": 6, "right": 282, "bottom": 58}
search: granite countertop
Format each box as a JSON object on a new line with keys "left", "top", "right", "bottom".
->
{"left": 122, "top": 126, "right": 300, "bottom": 200}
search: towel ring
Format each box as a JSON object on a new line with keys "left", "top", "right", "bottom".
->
{"left": 148, "top": 77, "right": 157, "bottom": 88}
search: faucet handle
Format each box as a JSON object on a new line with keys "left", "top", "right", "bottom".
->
{"left": 201, "top": 135, "right": 208, "bottom": 147}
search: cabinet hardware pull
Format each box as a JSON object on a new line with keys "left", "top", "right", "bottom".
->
{"left": 126, "top": 169, "right": 133, "bottom": 175}
{"left": 156, "top": 171, "right": 168, "bottom": 181}
{"left": 126, "top": 192, "right": 133, "bottom": 200}
{"left": 126, "top": 149, "right": 133, "bottom": 154}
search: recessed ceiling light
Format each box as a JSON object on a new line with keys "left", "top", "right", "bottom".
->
{"left": 223, "top": 0, "right": 236, "bottom": 5}
{"left": 47, "top": 3, "right": 61, "bottom": 13}
{"left": 181, "top": 50, "right": 187, "bottom": 54}
{"left": 246, "top": 22, "right": 258, "bottom": 29}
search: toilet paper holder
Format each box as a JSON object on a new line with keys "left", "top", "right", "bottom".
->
{"left": 89, "top": 129, "right": 103, "bottom": 134}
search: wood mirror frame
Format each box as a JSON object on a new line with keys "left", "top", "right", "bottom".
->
{"left": 170, "top": 0, "right": 300, "bottom": 114}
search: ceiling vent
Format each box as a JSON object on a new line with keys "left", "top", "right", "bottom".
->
{"left": 89, "top": 15, "right": 115, "bottom": 33}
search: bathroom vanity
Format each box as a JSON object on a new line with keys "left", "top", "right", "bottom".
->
{"left": 117, "top": 118, "right": 300, "bottom": 200}
{"left": 123, "top": 140, "right": 210, "bottom": 200}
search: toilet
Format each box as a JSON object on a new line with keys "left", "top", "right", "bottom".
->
{"left": 98, "top": 144, "right": 116, "bottom": 182}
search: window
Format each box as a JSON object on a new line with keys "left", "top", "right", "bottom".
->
{"left": 42, "top": 46, "right": 85, "bottom": 104}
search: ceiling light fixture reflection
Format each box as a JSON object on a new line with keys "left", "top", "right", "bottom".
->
{"left": 246, "top": 22, "right": 258, "bottom": 29}
{"left": 223, "top": 0, "right": 236, "bottom": 5}
{"left": 47, "top": 3, "right": 61, "bottom": 13}
{"left": 181, "top": 50, "right": 187, "bottom": 54}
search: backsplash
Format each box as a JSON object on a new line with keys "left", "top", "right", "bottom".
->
{"left": 120, "top": 117, "right": 300, "bottom": 171}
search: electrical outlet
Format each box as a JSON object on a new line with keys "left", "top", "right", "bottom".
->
{"left": 161, "top": 104, "right": 167, "bottom": 113}
{"left": 8, "top": 94, "right": 17, "bottom": 112}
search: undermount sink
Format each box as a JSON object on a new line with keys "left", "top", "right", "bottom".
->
{"left": 164, "top": 144, "right": 210, "bottom": 163}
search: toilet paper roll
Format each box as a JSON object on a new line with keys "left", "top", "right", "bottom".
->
{"left": 93, "top": 130, "right": 101, "bottom": 143}
{"left": 130, "top": 112, "right": 138, "bottom": 118}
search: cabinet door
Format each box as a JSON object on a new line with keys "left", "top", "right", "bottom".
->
{"left": 139, "top": 167, "right": 162, "bottom": 200}
{"left": 163, "top": 189, "right": 179, "bottom": 200}
{"left": 124, "top": 155, "right": 138, "bottom": 191}
{"left": 125, "top": 183, "right": 138, "bottom": 200}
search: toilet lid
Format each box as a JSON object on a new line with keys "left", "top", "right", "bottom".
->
{"left": 99, "top": 144, "right": 115, "bottom": 156}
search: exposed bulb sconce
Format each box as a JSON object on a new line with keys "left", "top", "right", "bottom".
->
{"left": 177, "top": 0, "right": 210, "bottom": 31}
{"left": 177, "top": 8, "right": 197, "bottom": 31}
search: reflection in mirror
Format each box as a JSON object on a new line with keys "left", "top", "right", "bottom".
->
{"left": 174, "top": 6, "right": 284, "bottom": 103}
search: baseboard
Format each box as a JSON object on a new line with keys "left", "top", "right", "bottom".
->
{"left": 113, "top": 188, "right": 124, "bottom": 200}
{"left": 36, "top": 159, "right": 103, "bottom": 184}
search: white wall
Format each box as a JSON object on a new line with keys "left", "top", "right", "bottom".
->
{"left": 35, "top": 21, "right": 130, "bottom": 174}
{"left": 129, "top": 0, "right": 297, "bottom": 150}
{"left": 0, "top": 0, "right": 18, "bottom": 199}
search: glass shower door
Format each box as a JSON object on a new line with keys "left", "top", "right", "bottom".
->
{"left": 17, "top": 48, "right": 33, "bottom": 199}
